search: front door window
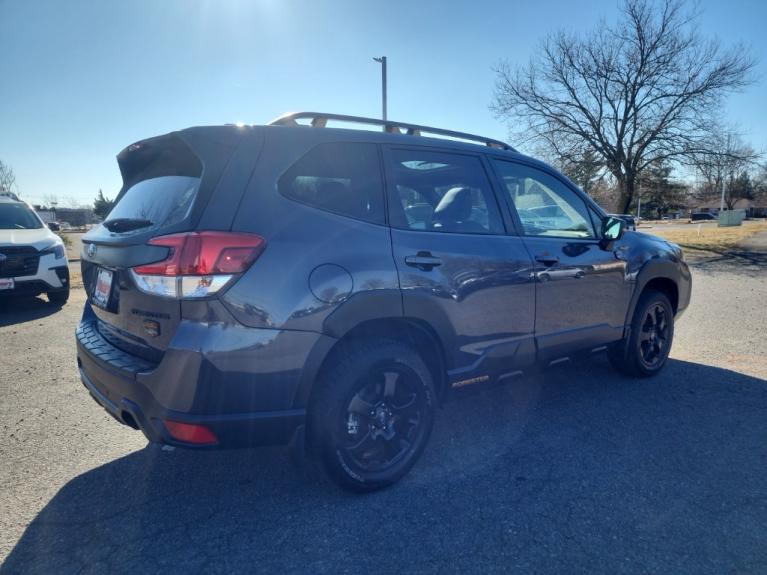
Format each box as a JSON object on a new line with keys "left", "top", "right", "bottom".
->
{"left": 492, "top": 160, "right": 596, "bottom": 239}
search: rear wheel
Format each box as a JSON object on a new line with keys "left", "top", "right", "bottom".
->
{"left": 307, "top": 339, "right": 436, "bottom": 492}
{"left": 609, "top": 290, "right": 674, "bottom": 377}
{"left": 47, "top": 287, "right": 69, "bottom": 306}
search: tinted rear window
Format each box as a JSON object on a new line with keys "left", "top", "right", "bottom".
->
{"left": 106, "top": 136, "right": 203, "bottom": 233}
{"left": 105, "top": 176, "right": 200, "bottom": 230}
{"left": 278, "top": 142, "right": 385, "bottom": 224}
{"left": 0, "top": 202, "right": 43, "bottom": 230}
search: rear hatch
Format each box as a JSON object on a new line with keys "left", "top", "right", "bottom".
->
{"left": 81, "top": 126, "right": 258, "bottom": 363}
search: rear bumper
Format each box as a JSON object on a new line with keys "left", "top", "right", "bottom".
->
{"left": 76, "top": 307, "right": 333, "bottom": 448}
{"left": 79, "top": 363, "right": 306, "bottom": 447}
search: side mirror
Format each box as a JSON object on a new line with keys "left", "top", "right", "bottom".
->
{"left": 602, "top": 216, "right": 625, "bottom": 242}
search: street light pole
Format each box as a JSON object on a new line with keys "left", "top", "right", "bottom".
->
{"left": 719, "top": 176, "right": 726, "bottom": 213}
{"left": 373, "top": 56, "right": 387, "bottom": 122}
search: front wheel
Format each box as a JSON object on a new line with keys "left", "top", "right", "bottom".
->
{"left": 307, "top": 339, "right": 436, "bottom": 492}
{"left": 47, "top": 287, "right": 70, "bottom": 306}
{"left": 609, "top": 290, "right": 674, "bottom": 377}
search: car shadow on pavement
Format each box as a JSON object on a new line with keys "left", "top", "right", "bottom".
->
{"left": 0, "top": 296, "right": 62, "bottom": 327}
{"left": 3, "top": 357, "right": 767, "bottom": 574}
{"left": 687, "top": 249, "right": 767, "bottom": 277}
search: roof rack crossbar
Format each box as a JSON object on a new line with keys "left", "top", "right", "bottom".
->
{"left": 268, "top": 112, "right": 514, "bottom": 151}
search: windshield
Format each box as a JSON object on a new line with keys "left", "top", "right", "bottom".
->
{"left": 0, "top": 203, "right": 43, "bottom": 230}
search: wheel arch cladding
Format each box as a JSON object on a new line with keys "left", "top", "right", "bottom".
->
{"left": 627, "top": 259, "right": 682, "bottom": 321}
{"left": 295, "top": 317, "right": 449, "bottom": 409}
{"left": 642, "top": 276, "right": 679, "bottom": 314}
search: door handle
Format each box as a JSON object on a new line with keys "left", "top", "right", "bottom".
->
{"left": 405, "top": 252, "right": 442, "bottom": 271}
{"left": 535, "top": 255, "right": 559, "bottom": 266}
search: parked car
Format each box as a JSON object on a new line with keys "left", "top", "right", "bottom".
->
{"left": 0, "top": 195, "right": 70, "bottom": 304}
{"left": 47, "top": 221, "right": 61, "bottom": 231}
{"left": 76, "top": 113, "right": 692, "bottom": 491}
{"left": 609, "top": 213, "right": 637, "bottom": 231}
{"left": 691, "top": 212, "right": 717, "bottom": 221}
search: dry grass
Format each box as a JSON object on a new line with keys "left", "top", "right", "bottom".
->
{"left": 69, "top": 265, "right": 83, "bottom": 289}
{"left": 649, "top": 221, "right": 767, "bottom": 256}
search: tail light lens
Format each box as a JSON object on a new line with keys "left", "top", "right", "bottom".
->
{"left": 131, "top": 231, "right": 266, "bottom": 299}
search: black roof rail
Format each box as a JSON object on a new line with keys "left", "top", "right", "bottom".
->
{"left": 268, "top": 112, "right": 515, "bottom": 151}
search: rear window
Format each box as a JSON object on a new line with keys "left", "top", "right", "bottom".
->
{"left": 106, "top": 136, "right": 204, "bottom": 233}
{"left": 105, "top": 176, "right": 200, "bottom": 230}
{"left": 278, "top": 142, "right": 385, "bottom": 224}
{"left": 0, "top": 202, "right": 43, "bottom": 230}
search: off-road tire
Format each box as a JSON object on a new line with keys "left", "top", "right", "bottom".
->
{"left": 609, "top": 289, "right": 674, "bottom": 377}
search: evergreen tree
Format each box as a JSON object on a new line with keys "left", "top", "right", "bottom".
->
{"left": 93, "top": 189, "right": 115, "bottom": 219}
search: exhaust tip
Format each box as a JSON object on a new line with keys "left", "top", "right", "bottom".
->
{"left": 121, "top": 411, "right": 140, "bottom": 430}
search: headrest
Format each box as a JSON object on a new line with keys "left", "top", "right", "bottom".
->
{"left": 433, "top": 187, "right": 473, "bottom": 223}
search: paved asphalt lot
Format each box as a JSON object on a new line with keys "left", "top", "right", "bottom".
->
{"left": 1, "top": 252, "right": 766, "bottom": 574}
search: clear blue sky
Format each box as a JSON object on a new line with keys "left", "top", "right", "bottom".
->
{"left": 1, "top": 0, "right": 765, "bottom": 207}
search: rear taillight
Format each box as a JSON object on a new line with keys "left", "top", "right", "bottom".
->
{"left": 131, "top": 231, "right": 266, "bottom": 299}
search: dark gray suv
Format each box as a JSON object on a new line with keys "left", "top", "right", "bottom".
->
{"left": 77, "top": 113, "right": 691, "bottom": 491}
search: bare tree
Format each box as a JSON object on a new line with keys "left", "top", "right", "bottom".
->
{"left": 42, "top": 193, "right": 60, "bottom": 208}
{"left": 0, "top": 160, "right": 17, "bottom": 195}
{"left": 63, "top": 195, "right": 88, "bottom": 209}
{"left": 492, "top": 0, "right": 756, "bottom": 213}
{"left": 689, "top": 128, "right": 761, "bottom": 209}
{"left": 757, "top": 164, "right": 767, "bottom": 197}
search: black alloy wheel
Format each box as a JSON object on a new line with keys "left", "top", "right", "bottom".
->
{"left": 608, "top": 289, "right": 674, "bottom": 377}
{"left": 308, "top": 339, "right": 436, "bottom": 492}
{"left": 638, "top": 303, "right": 670, "bottom": 368}
{"left": 339, "top": 364, "right": 427, "bottom": 475}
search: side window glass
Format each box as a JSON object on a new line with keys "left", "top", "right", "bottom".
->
{"left": 588, "top": 207, "right": 604, "bottom": 237}
{"left": 387, "top": 150, "right": 503, "bottom": 234}
{"left": 492, "top": 160, "right": 596, "bottom": 239}
{"left": 278, "top": 142, "right": 385, "bottom": 224}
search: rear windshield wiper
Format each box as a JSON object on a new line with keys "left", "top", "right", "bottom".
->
{"left": 103, "top": 218, "right": 153, "bottom": 233}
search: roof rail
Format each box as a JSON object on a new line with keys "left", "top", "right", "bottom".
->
{"left": 0, "top": 191, "right": 20, "bottom": 201}
{"left": 268, "top": 112, "right": 515, "bottom": 151}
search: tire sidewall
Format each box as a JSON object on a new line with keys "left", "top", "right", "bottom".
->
{"left": 629, "top": 291, "right": 674, "bottom": 376}
{"left": 48, "top": 287, "right": 69, "bottom": 306}
{"left": 311, "top": 342, "right": 436, "bottom": 491}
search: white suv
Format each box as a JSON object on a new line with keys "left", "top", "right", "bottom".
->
{"left": 0, "top": 194, "right": 70, "bottom": 305}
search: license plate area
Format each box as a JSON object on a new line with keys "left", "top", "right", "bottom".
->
{"left": 92, "top": 268, "right": 114, "bottom": 309}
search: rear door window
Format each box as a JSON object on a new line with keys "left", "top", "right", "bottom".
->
{"left": 278, "top": 142, "right": 385, "bottom": 224}
{"left": 385, "top": 149, "right": 504, "bottom": 235}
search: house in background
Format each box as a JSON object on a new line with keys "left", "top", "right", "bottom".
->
{"left": 55, "top": 207, "right": 99, "bottom": 226}
{"left": 693, "top": 197, "right": 767, "bottom": 218}
{"left": 34, "top": 206, "right": 99, "bottom": 227}
{"left": 35, "top": 208, "right": 56, "bottom": 223}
